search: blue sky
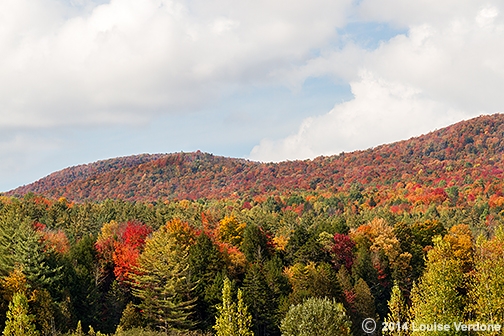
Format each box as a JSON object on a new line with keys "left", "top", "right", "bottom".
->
{"left": 1, "top": 0, "right": 503, "bottom": 191}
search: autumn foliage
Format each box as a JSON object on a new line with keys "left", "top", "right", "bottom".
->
{"left": 96, "top": 221, "right": 152, "bottom": 283}
{"left": 2, "top": 114, "right": 504, "bottom": 334}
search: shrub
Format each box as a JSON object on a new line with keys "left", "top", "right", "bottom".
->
{"left": 280, "top": 297, "right": 352, "bottom": 336}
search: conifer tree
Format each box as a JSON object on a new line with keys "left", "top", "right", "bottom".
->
{"left": 130, "top": 225, "right": 195, "bottom": 331}
{"left": 74, "top": 321, "right": 84, "bottom": 336}
{"left": 241, "top": 224, "right": 270, "bottom": 263}
{"left": 284, "top": 226, "right": 310, "bottom": 265}
{"left": 285, "top": 262, "right": 340, "bottom": 306}
{"left": 117, "top": 302, "right": 141, "bottom": 330}
{"left": 263, "top": 255, "right": 291, "bottom": 320}
{"left": 242, "top": 263, "right": 277, "bottom": 335}
{"left": 0, "top": 213, "right": 60, "bottom": 291}
{"left": 3, "top": 292, "right": 39, "bottom": 336}
{"left": 62, "top": 234, "right": 100, "bottom": 330}
{"left": 353, "top": 278, "right": 377, "bottom": 332}
{"left": 31, "top": 289, "right": 55, "bottom": 336}
{"left": 188, "top": 232, "right": 226, "bottom": 329}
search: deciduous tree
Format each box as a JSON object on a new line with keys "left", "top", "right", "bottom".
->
{"left": 3, "top": 292, "right": 39, "bottom": 336}
{"left": 213, "top": 277, "right": 253, "bottom": 336}
{"left": 280, "top": 297, "right": 352, "bottom": 336}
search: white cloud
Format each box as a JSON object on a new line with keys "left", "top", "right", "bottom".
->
{"left": 3, "top": 0, "right": 504, "bottom": 184}
{"left": 0, "top": 0, "right": 352, "bottom": 128}
{"left": 251, "top": 1, "right": 504, "bottom": 161}
{"left": 357, "top": 0, "right": 485, "bottom": 27}
{"left": 250, "top": 71, "right": 466, "bottom": 161}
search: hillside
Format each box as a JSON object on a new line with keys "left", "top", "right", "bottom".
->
{"left": 8, "top": 113, "right": 504, "bottom": 202}
{"left": 3, "top": 114, "right": 504, "bottom": 335}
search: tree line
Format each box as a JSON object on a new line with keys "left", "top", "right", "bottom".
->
{"left": 0, "top": 191, "right": 503, "bottom": 335}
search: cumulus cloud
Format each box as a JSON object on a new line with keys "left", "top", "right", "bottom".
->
{"left": 250, "top": 72, "right": 465, "bottom": 161}
{"left": 4, "top": 0, "right": 504, "bottom": 186}
{"left": 251, "top": 1, "right": 504, "bottom": 161}
{"left": 0, "top": 0, "right": 352, "bottom": 128}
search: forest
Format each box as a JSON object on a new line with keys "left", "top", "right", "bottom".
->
{"left": 2, "top": 114, "right": 504, "bottom": 335}
{"left": 10, "top": 114, "right": 504, "bottom": 203}
{"left": 0, "top": 183, "right": 503, "bottom": 335}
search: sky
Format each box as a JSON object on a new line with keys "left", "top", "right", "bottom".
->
{"left": 1, "top": 0, "right": 504, "bottom": 191}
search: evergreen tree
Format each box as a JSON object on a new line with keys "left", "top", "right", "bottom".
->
{"left": 336, "top": 266, "right": 355, "bottom": 312}
{"left": 284, "top": 226, "right": 310, "bottom": 265}
{"left": 31, "top": 289, "right": 55, "bottom": 336}
{"left": 353, "top": 277, "right": 377, "bottom": 335}
{"left": 213, "top": 277, "right": 253, "bottom": 336}
{"left": 294, "top": 237, "right": 330, "bottom": 265}
{"left": 241, "top": 224, "right": 270, "bottom": 263}
{"left": 0, "top": 213, "right": 59, "bottom": 290}
{"left": 263, "top": 255, "right": 291, "bottom": 319}
{"left": 188, "top": 233, "right": 226, "bottom": 329}
{"left": 286, "top": 262, "right": 340, "bottom": 306}
{"left": 0, "top": 210, "right": 18, "bottom": 277}
{"left": 117, "top": 302, "right": 141, "bottom": 330}
{"left": 62, "top": 234, "right": 100, "bottom": 331}
{"left": 74, "top": 321, "right": 84, "bottom": 336}
{"left": 130, "top": 225, "right": 195, "bottom": 331}
{"left": 352, "top": 244, "right": 383, "bottom": 318}
{"left": 101, "top": 280, "right": 130, "bottom": 333}
{"left": 3, "top": 292, "right": 39, "bottom": 336}
{"left": 242, "top": 263, "right": 277, "bottom": 335}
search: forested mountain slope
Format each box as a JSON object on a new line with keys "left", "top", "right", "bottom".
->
{"left": 8, "top": 114, "right": 504, "bottom": 202}
{"left": 3, "top": 114, "right": 504, "bottom": 336}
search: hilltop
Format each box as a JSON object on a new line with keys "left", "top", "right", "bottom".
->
{"left": 8, "top": 114, "right": 504, "bottom": 202}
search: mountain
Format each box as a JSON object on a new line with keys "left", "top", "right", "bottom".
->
{"left": 8, "top": 114, "right": 504, "bottom": 202}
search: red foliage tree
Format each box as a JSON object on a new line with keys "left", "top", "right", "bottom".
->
{"left": 331, "top": 233, "right": 355, "bottom": 271}
{"left": 112, "top": 221, "right": 152, "bottom": 284}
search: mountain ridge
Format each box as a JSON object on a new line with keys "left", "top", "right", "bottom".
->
{"left": 8, "top": 113, "right": 504, "bottom": 202}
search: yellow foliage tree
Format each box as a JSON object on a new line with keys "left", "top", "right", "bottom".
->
{"left": 217, "top": 216, "right": 246, "bottom": 247}
{"left": 165, "top": 218, "right": 197, "bottom": 248}
{"left": 1, "top": 266, "right": 28, "bottom": 302}
{"left": 468, "top": 226, "right": 504, "bottom": 332}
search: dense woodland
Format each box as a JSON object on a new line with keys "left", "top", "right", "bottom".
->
{"left": 2, "top": 114, "right": 504, "bottom": 335}
{"left": 10, "top": 114, "right": 504, "bottom": 203}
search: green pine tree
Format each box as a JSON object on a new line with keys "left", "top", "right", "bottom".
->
{"left": 130, "top": 225, "right": 195, "bottom": 331}
{"left": 62, "top": 234, "right": 101, "bottom": 330}
{"left": 188, "top": 233, "right": 226, "bottom": 329}
{"left": 117, "top": 302, "right": 141, "bottom": 331}
{"left": 241, "top": 224, "right": 270, "bottom": 263}
{"left": 31, "top": 289, "right": 55, "bottom": 336}
{"left": 353, "top": 277, "right": 377, "bottom": 336}
{"left": 0, "top": 212, "right": 60, "bottom": 290}
{"left": 242, "top": 263, "right": 277, "bottom": 335}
